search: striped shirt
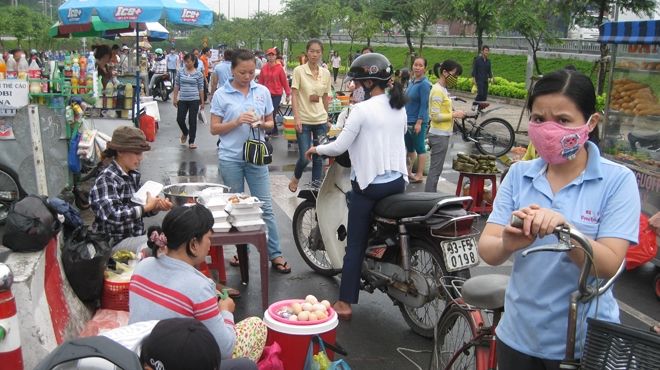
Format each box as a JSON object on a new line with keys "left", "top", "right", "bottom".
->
{"left": 128, "top": 255, "right": 236, "bottom": 359}
{"left": 175, "top": 68, "right": 204, "bottom": 101}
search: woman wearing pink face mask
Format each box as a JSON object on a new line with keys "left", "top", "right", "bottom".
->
{"left": 478, "top": 69, "right": 640, "bottom": 369}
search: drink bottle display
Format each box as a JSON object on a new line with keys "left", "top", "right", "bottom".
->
{"left": 0, "top": 58, "right": 6, "bottom": 80}
{"left": 6, "top": 57, "right": 17, "bottom": 79}
{"left": 124, "top": 83, "right": 134, "bottom": 110}
{"left": 28, "top": 59, "right": 41, "bottom": 96}
{"left": 17, "top": 55, "right": 29, "bottom": 80}
{"left": 72, "top": 58, "right": 80, "bottom": 78}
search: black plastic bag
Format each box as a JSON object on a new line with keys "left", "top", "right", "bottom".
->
{"left": 61, "top": 226, "right": 112, "bottom": 304}
{"left": 34, "top": 336, "right": 141, "bottom": 370}
{"left": 3, "top": 195, "right": 62, "bottom": 252}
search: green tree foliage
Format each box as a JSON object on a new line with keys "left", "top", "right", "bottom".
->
{"left": 503, "top": 0, "right": 562, "bottom": 75}
{"left": 447, "top": 0, "right": 504, "bottom": 54}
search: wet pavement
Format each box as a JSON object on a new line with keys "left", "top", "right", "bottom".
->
{"left": 133, "top": 97, "right": 659, "bottom": 369}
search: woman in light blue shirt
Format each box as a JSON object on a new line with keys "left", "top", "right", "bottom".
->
{"left": 209, "top": 49, "right": 291, "bottom": 274}
{"left": 173, "top": 53, "right": 205, "bottom": 149}
{"left": 479, "top": 69, "right": 640, "bottom": 369}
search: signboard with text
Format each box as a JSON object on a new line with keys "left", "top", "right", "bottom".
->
{"left": 0, "top": 80, "right": 29, "bottom": 116}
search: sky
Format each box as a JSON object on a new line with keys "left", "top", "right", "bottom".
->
{"left": 201, "top": 0, "right": 284, "bottom": 19}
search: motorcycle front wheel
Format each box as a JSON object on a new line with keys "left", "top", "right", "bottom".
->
{"left": 399, "top": 238, "right": 470, "bottom": 338}
{"left": 292, "top": 200, "right": 338, "bottom": 276}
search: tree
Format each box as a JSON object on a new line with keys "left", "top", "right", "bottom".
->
{"left": 504, "top": 0, "right": 562, "bottom": 75}
{"left": 377, "top": 0, "right": 419, "bottom": 58}
{"left": 447, "top": 0, "right": 504, "bottom": 54}
{"left": 415, "top": 0, "right": 449, "bottom": 55}
{"left": 569, "top": 0, "right": 655, "bottom": 94}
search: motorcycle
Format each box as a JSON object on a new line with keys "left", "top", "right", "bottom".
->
{"left": 152, "top": 74, "right": 173, "bottom": 102}
{"left": 292, "top": 142, "right": 481, "bottom": 337}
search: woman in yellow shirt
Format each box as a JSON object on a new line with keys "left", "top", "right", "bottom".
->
{"left": 426, "top": 60, "right": 466, "bottom": 192}
{"left": 289, "top": 39, "right": 333, "bottom": 192}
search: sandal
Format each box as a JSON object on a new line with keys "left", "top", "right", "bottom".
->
{"left": 288, "top": 178, "right": 299, "bottom": 193}
{"left": 216, "top": 283, "right": 241, "bottom": 298}
{"left": 271, "top": 259, "right": 292, "bottom": 274}
{"left": 189, "top": 143, "right": 198, "bottom": 149}
{"left": 229, "top": 255, "right": 240, "bottom": 267}
{"left": 410, "top": 177, "right": 423, "bottom": 184}
{"left": 180, "top": 134, "right": 187, "bottom": 145}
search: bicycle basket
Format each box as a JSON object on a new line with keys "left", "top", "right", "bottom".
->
{"left": 581, "top": 318, "right": 660, "bottom": 370}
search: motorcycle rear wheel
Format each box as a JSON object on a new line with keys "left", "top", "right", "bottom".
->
{"left": 292, "top": 200, "right": 338, "bottom": 276}
{"left": 160, "top": 87, "right": 170, "bottom": 102}
{"left": 399, "top": 238, "right": 471, "bottom": 338}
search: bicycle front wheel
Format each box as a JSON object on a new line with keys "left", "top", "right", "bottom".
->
{"left": 433, "top": 305, "right": 483, "bottom": 370}
{"left": 474, "top": 118, "right": 515, "bottom": 157}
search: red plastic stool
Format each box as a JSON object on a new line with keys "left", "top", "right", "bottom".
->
{"left": 205, "top": 246, "right": 227, "bottom": 284}
{"left": 455, "top": 172, "right": 498, "bottom": 214}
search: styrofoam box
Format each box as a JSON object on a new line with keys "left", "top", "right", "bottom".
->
{"left": 226, "top": 206, "right": 263, "bottom": 216}
{"left": 231, "top": 219, "right": 265, "bottom": 232}
{"left": 212, "top": 222, "right": 232, "bottom": 233}
{"left": 231, "top": 213, "right": 263, "bottom": 223}
{"left": 212, "top": 210, "right": 229, "bottom": 223}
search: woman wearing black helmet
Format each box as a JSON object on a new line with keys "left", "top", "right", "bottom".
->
{"left": 305, "top": 53, "right": 409, "bottom": 320}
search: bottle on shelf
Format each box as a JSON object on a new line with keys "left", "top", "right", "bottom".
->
{"left": 0, "top": 58, "right": 6, "bottom": 80}
{"left": 124, "top": 82, "right": 133, "bottom": 110}
{"left": 17, "top": 54, "right": 29, "bottom": 80}
{"left": 104, "top": 81, "right": 115, "bottom": 109}
{"left": 28, "top": 59, "right": 41, "bottom": 98}
{"left": 52, "top": 66, "right": 62, "bottom": 94}
{"left": 72, "top": 58, "right": 80, "bottom": 78}
{"left": 64, "top": 52, "right": 72, "bottom": 78}
{"left": 6, "top": 56, "right": 17, "bottom": 79}
{"left": 86, "top": 52, "right": 96, "bottom": 76}
{"left": 71, "top": 75, "right": 79, "bottom": 94}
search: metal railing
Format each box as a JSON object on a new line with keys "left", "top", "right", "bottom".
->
{"left": 323, "top": 34, "right": 601, "bottom": 55}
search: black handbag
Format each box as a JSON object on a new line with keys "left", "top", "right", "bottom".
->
{"left": 243, "top": 127, "right": 273, "bottom": 165}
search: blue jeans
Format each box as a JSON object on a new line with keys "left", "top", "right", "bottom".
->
{"left": 339, "top": 176, "right": 406, "bottom": 303}
{"left": 294, "top": 124, "right": 327, "bottom": 182}
{"left": 219, "top": 160, "right": 282, "bottom": 260}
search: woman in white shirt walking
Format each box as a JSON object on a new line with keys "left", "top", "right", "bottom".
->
{"left": 305, "top": 53, "right": 408, "bottom": 320}
{"left": 330, "top": 51, "right": 341, "bottom": 83}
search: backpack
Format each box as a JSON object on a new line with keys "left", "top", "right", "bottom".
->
{"left": 3, "top": 195, "right": 62, "bottom": 252}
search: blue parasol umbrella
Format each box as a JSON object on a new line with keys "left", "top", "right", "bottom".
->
{"left": 58, "top": 0, "right": 213, "bottom": 123}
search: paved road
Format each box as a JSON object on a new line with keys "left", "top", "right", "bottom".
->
{"left": 138, "top": 99, "right": 657, "bottom": 369}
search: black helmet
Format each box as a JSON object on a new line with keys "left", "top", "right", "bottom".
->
{"left": 347, "top": 53, "right": 393, "bottom": 81}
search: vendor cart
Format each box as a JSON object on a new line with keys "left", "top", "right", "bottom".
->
{"left": 598, "top": 20, "right": 660, "bottom": 298}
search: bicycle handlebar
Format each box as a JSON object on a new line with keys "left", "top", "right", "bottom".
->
{"left": 510, "top": 215, "right": 624, "bottom": 301}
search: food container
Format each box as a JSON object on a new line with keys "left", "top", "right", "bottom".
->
{"left": 224, "top": 196, "right": 264, "bottom": 211}
{"left": 212, "top": 210, "right": 229, "bottom": 223}
{"left": 162, "top": 183, "right": 229, "bottom": 206}
{"left": 212, "top": 222, "right": 232, "bottom": 233}
{"left": 232, "top": 219, "right": 266, "bottom": 232}
{"left": 228, "top": 208, "right": 264, "bottom": 223}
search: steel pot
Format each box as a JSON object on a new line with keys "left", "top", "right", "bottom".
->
{"left": 162, "top": 183, "right": 230, "bottom": 207}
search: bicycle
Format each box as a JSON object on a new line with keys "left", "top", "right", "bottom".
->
{"left": 0, "top": 164, "right": 26, "bottom": 224}
{"left": 431, "top": 215, "right": 631, "bottom": 370}
{"left": 451, "top": 98, "right": 515, "bottom": 158}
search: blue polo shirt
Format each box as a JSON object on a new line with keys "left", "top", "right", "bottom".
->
{"left": 404, "top": 76, "right": 431, "bottom": 124}
{"left": 488, "top": 141, "right": 640, "bottom": 360}
{"left": 210, "top": 79, "right": 273, "bottom": 163}
{"left": 213, "top": 61, "right": 233, "bottom": 89}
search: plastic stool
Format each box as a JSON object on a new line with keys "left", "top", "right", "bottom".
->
{"left": 455, "top": 172, "right": 498, "bottom": 214}
{"left": 206, "top": 245, "right": 227, "bottom": 284}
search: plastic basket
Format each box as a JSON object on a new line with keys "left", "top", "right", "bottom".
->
{"left": 101, "top": 279, "right": 130, "bottom": 312}
{"left": 581, "top": 318, "right": 660, "bottom": 369}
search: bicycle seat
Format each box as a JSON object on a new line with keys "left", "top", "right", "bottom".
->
{"left": 461, "top": 274, "right": 509, "bottom": 310}
{"left": 373, "top": 192, "right": 462, "bottom": 219}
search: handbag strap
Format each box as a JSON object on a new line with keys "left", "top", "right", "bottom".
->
{"left": 312, "top": 335, "right": 348, "bottom": 357}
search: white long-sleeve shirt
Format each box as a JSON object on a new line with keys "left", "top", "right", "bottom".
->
{"left": 316, "top": 94, "right": 409, "bottom": 189}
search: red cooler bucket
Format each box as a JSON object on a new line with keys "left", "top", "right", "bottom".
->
{"left": 264, "top": 310, "right": 338, "bottom": 370}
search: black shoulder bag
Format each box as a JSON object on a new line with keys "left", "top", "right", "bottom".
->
{"left": 243, "top": 126, "right": 273, "bottom": 165}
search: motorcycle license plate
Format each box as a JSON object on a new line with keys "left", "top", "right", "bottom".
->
{"left": 441, "top": 238, "right": 479, "bottom": 272}
{"left": 163, "top": 81, "right": 172, "bottom": 87}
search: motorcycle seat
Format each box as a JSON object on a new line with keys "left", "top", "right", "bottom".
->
{"left": 373, "top": 192, "right": 460, "bottom": 219}
{"left": 461, "top": 274, "right": 509, "bottom": 310}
